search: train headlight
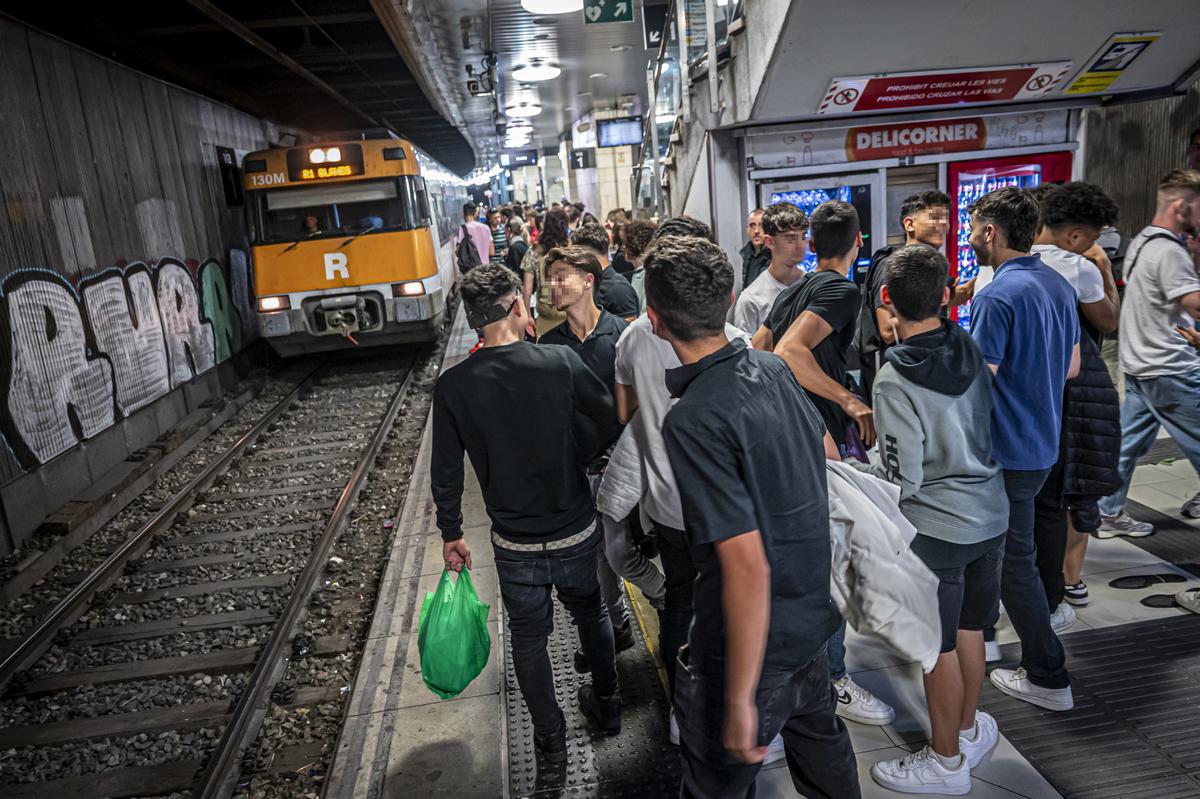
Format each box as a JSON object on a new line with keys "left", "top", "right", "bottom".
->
{"left": 308, "top": 147, "right": 341, "bottom": 164}
{"left": 325, "top": 147, "right": 341, "bottom": 162}
{"left": 392, "top": 282, "right": 426, "bottom": 298}
{"left": 309, "top": 148, "right": 326, "bottom": 164}
{"left": 257, "top": 295, "right": 291, "bottom": 312}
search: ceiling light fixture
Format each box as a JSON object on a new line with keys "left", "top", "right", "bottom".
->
{"left": 610, "top": 44, "right": 632, "bottom": 52}
{"left": 507, "top": 103, "right": 543, "bottom": 118}
{"left": 589, "top": 72, "right": 608, "bottom": 80}
{"left": 513, "top": 60, "right": 561, "bottom": 82}
{"left": 520, "top": 0, "right": 582, "bottom": 13}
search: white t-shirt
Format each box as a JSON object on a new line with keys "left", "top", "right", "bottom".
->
{"left": 613, "top": 316, "right": 751, "bottom": 530}
{"left": 1030, "top": 244, "right": 1105, "bottom": 303}
{"left": 730, "top": 270, "right": 791, "bottom": 336}
{"left": 1118, "top": 226, "right": 1200, "bottom": 378}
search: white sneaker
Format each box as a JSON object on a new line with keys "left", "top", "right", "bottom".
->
{"left": 1098, "top": 513, "right": 1154, "bottom": 538}
{"left": 984, "top": 640, "right": 1002, "bottom": 663}
{"left": 990, "top": 667, "right": 1073, "bottom": 711}
{"left": 958, "top": 711, "right": 999, "bottom": 768}
{"left": 1050, "top": 602, "right": 1076, "bottom": 634}
{"left": 1182, "top": 491, "right": 1200, "bottom": 519}
{"left": 834, "top": 675, "right": 896, "bottom": 725}
{"left": 870, "top": 745, "right": 970, "bottom": 795}
{"left": 764, "top": 734, "right": 785, "bottom": 765}
{"left": 669, "top": 709, "right": 679, "bottom": 746}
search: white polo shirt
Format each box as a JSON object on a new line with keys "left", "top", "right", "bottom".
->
{"left": 614, "top": 315, "right": 751, "bottom": 530}
{"left": 730, "top": 270, "right": 794, "bottom": 336}
{"left": 1030, "top": 244, "right": 1105, "bottom": 303}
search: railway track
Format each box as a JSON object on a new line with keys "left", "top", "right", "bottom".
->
{"left": 0, "top": 349, "right": 430, "bottom": 798}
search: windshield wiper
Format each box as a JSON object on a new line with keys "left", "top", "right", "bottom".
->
{"left": 337, "top": 222, "right": 378, "bottom": 249}
{"left": 278, "top": 229, "right": 322, "bottom": 255}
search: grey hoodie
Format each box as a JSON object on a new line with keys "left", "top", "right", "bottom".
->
{"left": 859, "top": 321, "right": 1008, "bottom": 544}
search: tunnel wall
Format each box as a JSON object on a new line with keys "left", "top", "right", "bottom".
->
{"left": 1084, "top": 83, "right": 1200, "bottom": 237}
{"left": 0, "top": 17, "right": 271, "bottom": 553}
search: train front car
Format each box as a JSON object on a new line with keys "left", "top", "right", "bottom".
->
{"left": 243, "top": 139, "right": 455, "bottom": 356}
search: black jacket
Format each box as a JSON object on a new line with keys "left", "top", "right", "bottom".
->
{"left": 1061, "top": 331, "right": 1122, "bottom": 503}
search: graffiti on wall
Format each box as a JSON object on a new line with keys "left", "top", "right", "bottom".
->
{"left": 0, "top": 257, "right": 245, "bottom": 468}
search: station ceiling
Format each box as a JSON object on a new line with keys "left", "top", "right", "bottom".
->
{"left": 413, "top": 0, "right": 660, "bottom": 161}
{"left": 2, "top": 1, "right": 478, "bottom": 175}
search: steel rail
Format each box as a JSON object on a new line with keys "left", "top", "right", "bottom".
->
{"left": 0, "top": 366, "right": 326, "bottom": 691}
{"left": 193, "top": 360, "right": 419, "bottom": 799}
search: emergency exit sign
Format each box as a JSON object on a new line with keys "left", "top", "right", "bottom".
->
{"left": 584, "top": 0, "right": 634, "bottom": 24}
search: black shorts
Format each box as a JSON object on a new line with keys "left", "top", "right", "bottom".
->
{"left": 910, "top": 533, "right": 1005, "bottom": 654}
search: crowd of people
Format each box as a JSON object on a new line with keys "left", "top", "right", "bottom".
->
{"left": 429, "top": 155, "right": 1200, "bottom": 798}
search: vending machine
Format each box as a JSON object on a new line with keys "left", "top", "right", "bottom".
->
{"left": 947, "top": 151, "right": 1073, "bottom": 328}
{"left": 758, "top": 173, "right": 882, "bottom": 280}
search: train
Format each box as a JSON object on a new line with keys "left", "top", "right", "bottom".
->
{"left": 241, "top": 136, "right": 469, "bottom": 356}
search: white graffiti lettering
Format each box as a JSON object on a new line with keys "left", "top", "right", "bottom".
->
{"left": 82, "top": 268, "right": 171, "bottom": 416}
{"left": 5, "top": 276, "right": 115, "bottom": 464}
{"left": 1, "top": 258, "right": 248, "bottom": 468}
{"left": 156, "top": 262, "right": 216, "bottom": 388}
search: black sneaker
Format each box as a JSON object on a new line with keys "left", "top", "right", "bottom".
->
{"left": 578, "top": 683, "right": 621, "bottom": 735}
{"left": 573, "top": 622, "right": 636, "bottom": 673}
{"left": 533, "top": 711, "right": 568, "bottom": 765}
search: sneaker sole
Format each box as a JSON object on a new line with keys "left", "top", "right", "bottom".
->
{"left": 1051, "top": 620, "right": 1076, "bottom": 634}
{"left": 835, "top": 706, "right": 896, "bottom": 726}
{"left": 1096, "top": 528, "right": 1153, "bottom": 539}
{"left": 869, "top": 765, "right": 971, "bottom": 795}
{"left": 989, "top": 673, "right": 1073, "bottom": 711}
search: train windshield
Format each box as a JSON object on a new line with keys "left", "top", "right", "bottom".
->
{"left": 253, "top": 176, "right": 431, "bottom": 245}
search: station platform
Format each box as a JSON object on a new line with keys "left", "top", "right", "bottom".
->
{"left": 325, "top": 305, "right": 1200, "bottom": 799}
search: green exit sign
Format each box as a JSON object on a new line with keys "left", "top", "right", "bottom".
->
{"left": 584, "top": 0, "right": 634, "bottom": 24}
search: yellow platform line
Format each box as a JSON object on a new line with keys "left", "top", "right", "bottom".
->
{"left": 625, "top": 578, "right": 670, "bottom": 696}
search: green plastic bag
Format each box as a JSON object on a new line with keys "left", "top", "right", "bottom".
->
{"left": 417, "top": 568, "right": 492, "bottom": 699}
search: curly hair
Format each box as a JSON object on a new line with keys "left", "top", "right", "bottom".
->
{"left": 622, "top": 219, "right": 658, "bottom": 259}
{"left": 761, "top": 202, "right": 809, "bottom": 237}
{"left": 1036, "top": 182, "right": 1118, "bottom": 230}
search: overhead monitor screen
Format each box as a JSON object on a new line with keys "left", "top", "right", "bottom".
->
{"left": 597, "top": 117, "right": 644, "bottom": 148}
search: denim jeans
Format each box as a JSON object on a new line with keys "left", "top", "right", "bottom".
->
{"left": 1099, "top": 371, "right": 1200, "bottom": 517}
{"left": 675, "top": 646, "right": 860, "bottom": 799}
{"left": 827, "top": 620, "right": 847, "bottom": 681}
{"left": 494, "top": 532, "right": 618, "bottom": 736}
{"left": 652, "top": 519, "right": 695, "bottom": 695}
{"left": 1000, "top": 469, "right": 1070, "bottom": 690}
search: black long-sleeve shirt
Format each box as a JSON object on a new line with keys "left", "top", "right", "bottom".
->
{"left": 430, "top": 340, "right": 614, "bottom": 543}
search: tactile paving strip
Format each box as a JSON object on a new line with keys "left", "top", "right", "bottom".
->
{"left": 1123, "top": 499, "right": 1200, "bottom": 578}
{"left": 503, "top": 598, "right": 681, "bottom": 797}
{"left": 982, "top": 615, "right": 1200, "bottom": 799}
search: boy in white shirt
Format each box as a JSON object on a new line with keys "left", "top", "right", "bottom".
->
{"left": 730, "top": 202, "right": 810, "bottom": 336}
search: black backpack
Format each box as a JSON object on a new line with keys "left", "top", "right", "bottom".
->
{"left": 456, "top": 224, "right": 483, "bottom": 272}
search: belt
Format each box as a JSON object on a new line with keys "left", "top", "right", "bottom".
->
{"left": 491, "top": 518, "right": 597, "bottom": 552}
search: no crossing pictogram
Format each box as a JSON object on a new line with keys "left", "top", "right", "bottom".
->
{"left": 833, "top": 87, "right": 860, "bottom": 106}
{"left": 1025, "top": 74, "right": 1053, "bottom": 91}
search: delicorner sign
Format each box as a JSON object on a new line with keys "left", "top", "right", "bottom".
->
{"left": 847, "top": 119, "right": 985, "bottom": 161}
{"left": 747, "top": 110, "right": 1069, "bottom": 170}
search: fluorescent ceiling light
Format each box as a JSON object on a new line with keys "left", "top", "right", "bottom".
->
{"left": 521, "top": 0, "right": 583, "bottom": 13}
{"left": 513, "top": 60, "right": 561, "bottom": 82}
{"left": 507, "top": 104, "right": 543, "bottom": 118}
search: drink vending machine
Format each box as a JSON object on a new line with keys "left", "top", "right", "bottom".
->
{"left": 948, "top": 151, "right": 1073, "bottom": 328}
{"left": 759, "top": 174, "right": 879, "bottom": 280}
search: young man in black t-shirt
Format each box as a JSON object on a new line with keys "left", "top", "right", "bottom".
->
{"left": 646, "top": 236, "right": 859, "bottom": 798}
{"left": 753, "top": 200, "right": 897, "bottom": 729}
{"left": 430, "top": 265, "right": 621, "bottom": 767}
{"left": 572, "top": 222, "right": 640, "bottom": 321}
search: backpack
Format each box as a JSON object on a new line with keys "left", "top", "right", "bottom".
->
{"left": 456, "top": 224, "right": 483, "bottom": 272}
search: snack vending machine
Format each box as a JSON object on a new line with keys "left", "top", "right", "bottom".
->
{"left": 948, "top": 151, "right": 1073, "bottom": 328}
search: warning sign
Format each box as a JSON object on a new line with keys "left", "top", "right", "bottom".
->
{"left": 1064, "top": 32, "right": 1160, "bottom": 95}
{"left": 818, "top": 62, "right": 1074, "bottom": 116}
